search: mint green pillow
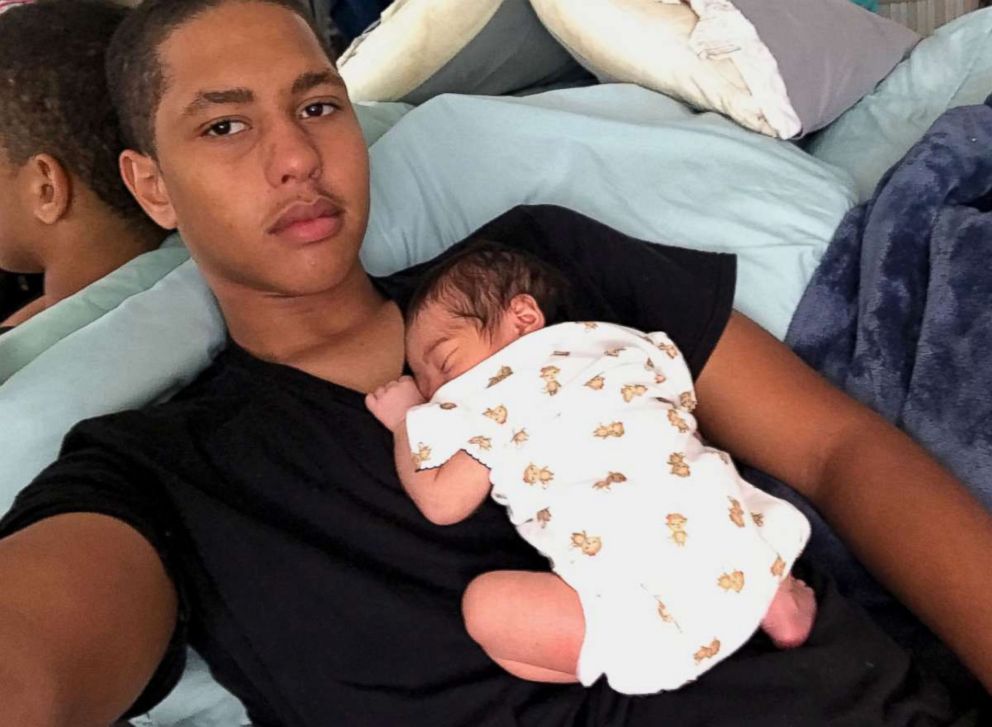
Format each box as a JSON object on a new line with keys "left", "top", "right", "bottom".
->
{"left": 0, "top": 235, "right": 188, "bottom": 383}
{"left": 355, "top": 100, "right": 413, "bottom": 145}
{"left": 808, "top": 8, "right": 992, "bottom": 201}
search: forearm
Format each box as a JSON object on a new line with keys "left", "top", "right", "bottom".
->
{"left": 814, "top": 414, "right": 992, "bottom": 690}
{"left": 695, "top": 313, "right": 992, "bottom": 689}
{"left": 394, "top": 422, "right": 490, "bottom": 526}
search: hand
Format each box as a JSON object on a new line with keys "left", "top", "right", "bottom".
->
{"left": 365, "top": 375, "right": 426, "bottom": 432}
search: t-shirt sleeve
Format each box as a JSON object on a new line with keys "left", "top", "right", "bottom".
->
{"left": 0, "top": 424, "right": 190, "bottom": 718}
{"left": 473, "top": 205, "right": 738, "bottom": 379}
{"left": 405, "top": 400, "right": 503, "bottom": 471}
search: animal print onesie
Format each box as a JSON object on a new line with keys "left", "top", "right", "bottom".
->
{"left": 406, "top": 322, "right": 810, "bottom": 693}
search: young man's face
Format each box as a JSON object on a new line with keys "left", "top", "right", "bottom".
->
{"left": 147, "top": 1, "right": 370, "bottom": 297}
{"left": 0, "top": 149, "right": 38, "bottom": 273}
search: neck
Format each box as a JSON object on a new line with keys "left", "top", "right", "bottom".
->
{"left": 215, "top": 261, "right": 389, "bottom": 366}
{"left": 43, "top": 210, "right": 163, "bottom": 304}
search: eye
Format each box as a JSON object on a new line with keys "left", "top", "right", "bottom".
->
{"left": 440, "top": 351, "right": 455, "bottom": 374}
{"left": 204, "top": 119, "right": 247, "bottom": 137}
{"left": 300, "top": 101, "right": 338, "bottom": 119}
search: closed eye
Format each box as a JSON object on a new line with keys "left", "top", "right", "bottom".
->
{"left": 440, "top": 351, "right": 455, "bottom": 374}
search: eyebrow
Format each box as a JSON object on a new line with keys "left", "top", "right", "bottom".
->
{"left": 291, "top": 70, "right": 345, "bottom": 95}
{"left": 183, "top": 88, "right": 253, "bottom": 118}
{"left": 182, "top": 71, "right": 344, "bottom": 118}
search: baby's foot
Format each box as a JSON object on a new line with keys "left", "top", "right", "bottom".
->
{"left": 761, "top": 576, "right": 816, "bottom": 649}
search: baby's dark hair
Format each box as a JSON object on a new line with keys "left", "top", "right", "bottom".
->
{"left": 406, "top": 240, "right": 569, "bottom": 337}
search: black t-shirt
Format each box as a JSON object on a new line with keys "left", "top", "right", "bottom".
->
{"left": 0, "top": 206, "right": 971, "bottom": 726}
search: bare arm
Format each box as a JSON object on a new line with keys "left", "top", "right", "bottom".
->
{"left": 695, "top": 312, "right": 992, "bottom": 690}
{"left": 0, "top": 513, "right": 177, "bottom": 726}
{"left": 394, "top": 420, "right": 492, "bottom": 526}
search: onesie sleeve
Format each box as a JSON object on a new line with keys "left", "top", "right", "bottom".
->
{"left": 642, "top": 330, "right": 698, "bottom": 408}
{"left": 405, "top": 399, "right": 505, "bottom": 471}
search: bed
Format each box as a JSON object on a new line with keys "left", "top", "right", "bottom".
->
{"left": 1, "top": 1, "right": 990, "bottom": 725}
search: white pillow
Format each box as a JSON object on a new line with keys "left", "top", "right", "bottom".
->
{"left": 530, "top": 0, "right": 796, "bottom": 137}
{"left": 338, "top": 0, "right": 585, "bottom": 104}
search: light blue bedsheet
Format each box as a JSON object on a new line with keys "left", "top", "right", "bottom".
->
{"left": 364, "top": 84, "right": 856, "bottom": 340}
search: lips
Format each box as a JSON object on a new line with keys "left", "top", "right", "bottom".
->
{"left": 268, "top": 197, "right": 344, "bottom": 245}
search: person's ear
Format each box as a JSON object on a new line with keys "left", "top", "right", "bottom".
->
{"left": 120, "top": 150, "right": 177, "bottom": 229}
{"left": 508, "top": 294, "right": 545, "bottom": 334}
{"left": 26, "top": 154, "right": 71, "bottom": 225}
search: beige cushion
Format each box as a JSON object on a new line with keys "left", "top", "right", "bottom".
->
{"left": 530, "top": 0, "right": 798, "bottom": 137}
{"left": 338, "top": 0, "right": 585, "bottom": 104}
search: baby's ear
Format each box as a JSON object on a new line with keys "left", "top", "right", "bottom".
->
{"left": 508, "top": 294, "right": 545, "bottom": 334}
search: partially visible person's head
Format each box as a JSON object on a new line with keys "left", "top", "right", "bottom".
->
{"left": 109, "top": 0, "right": 370, "bottom": 303}
{"left": 405, "top": 241, "right": 569, "bottom": 398}
{"left": 0, "top": 0, "right": 152, "bottom": 272}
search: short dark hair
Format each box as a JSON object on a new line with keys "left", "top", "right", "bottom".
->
{"left": 0, "top": 0, "right": 146, "bottom": 222}
{"left": 407, "top": 240, "right": 570, "bottom": 337}
{"left": 106, "top": 0, "right": 325, "bottom": 157}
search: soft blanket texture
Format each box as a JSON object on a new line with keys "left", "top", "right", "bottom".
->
{"left": 768, "top": 94, "right": 992, "bottom": 688}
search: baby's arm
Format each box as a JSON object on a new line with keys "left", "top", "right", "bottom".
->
{"left": 366, "top": 376, "right": 492, "bottom": 526}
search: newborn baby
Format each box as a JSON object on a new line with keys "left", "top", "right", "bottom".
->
{"left": 366, "top": 241, "right": 816, "bottom": 693}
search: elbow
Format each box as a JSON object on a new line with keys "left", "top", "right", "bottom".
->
{"left": 422, "top": 506, "right": 469, "bottom": 527}
{"left": 416, "top": 498, "right": 471, "bottom": 527}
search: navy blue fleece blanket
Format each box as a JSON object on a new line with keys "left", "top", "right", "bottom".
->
{"left": 753, "top": 96, "right": 992, "bottom": 637}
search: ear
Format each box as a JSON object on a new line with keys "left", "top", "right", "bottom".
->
{"left": 507, "top": 294, "right": 545, "bottom": 335}
{"left": 26, "top": 154, "right": 71, "bottom": 225}
{"left": 120, "top": 149, "right": 177, "bottom": 229}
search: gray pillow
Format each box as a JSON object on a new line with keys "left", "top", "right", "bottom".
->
{"left": 734, "top": 0, "right": 921, "bottom": 133}
{"left": 339, "top": 0, "right": 590, "bottom": 105}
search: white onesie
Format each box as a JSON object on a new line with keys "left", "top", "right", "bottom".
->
{"left": 405, "top": 322, "right": 810, "bottom": 694}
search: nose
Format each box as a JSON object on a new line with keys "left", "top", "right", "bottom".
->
{"left": 264, "top": 118, "right": 322, "bottom": 188}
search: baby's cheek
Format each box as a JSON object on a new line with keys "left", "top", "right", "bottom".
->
{"left": 413, "top": 374, "right": 434, "bottom": 401}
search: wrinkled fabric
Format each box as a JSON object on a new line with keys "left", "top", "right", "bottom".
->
{"left": 788, "top": 94, "right": 992, "bottom": 516}
{"left": 761, "top": 95, "right": 992, "bottom": 692}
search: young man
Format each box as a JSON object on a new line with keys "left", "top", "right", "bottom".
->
{"left": 0, "top": 0, "right": 989, "bottom": 725}
{"left": 0, "top": 0, "right": 163, "bottom": 330}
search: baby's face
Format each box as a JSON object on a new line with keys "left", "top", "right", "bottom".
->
{"left": 406, "top": 303, "right": 517, "bottom": 400}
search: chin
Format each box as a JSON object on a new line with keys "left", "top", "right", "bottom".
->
{"left": 268, "top": 261, "right": 361, "bottom": 297}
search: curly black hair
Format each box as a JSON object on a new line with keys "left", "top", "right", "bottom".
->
{"left": 406, "top": 240, "right": 571, "bottom": 338}
{"left": 106, "top": 0, "right": 325, "bottom": 157}
{"left": 0, "top": 0, "right": 145, "bottom": 223}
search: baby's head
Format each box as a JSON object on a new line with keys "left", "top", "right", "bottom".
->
{"left": 405, "top": 240, "right": 568, "bottom": 399}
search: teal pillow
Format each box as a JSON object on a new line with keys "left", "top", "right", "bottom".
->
{"left": 363, "top": 84, "right": 856, "bottom": 341}
{"left": 0, "top": 235, "right": 188, "bottom": 384}
{"left": 354, "top": 100, "right": 413, "bottom": 145}
{"left": 808, "top": 8, "right": 992, "bottom": 201}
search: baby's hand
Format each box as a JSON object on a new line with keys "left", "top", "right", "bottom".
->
{"left": 365, "top": 375, "right": 426, "bottom": 432}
